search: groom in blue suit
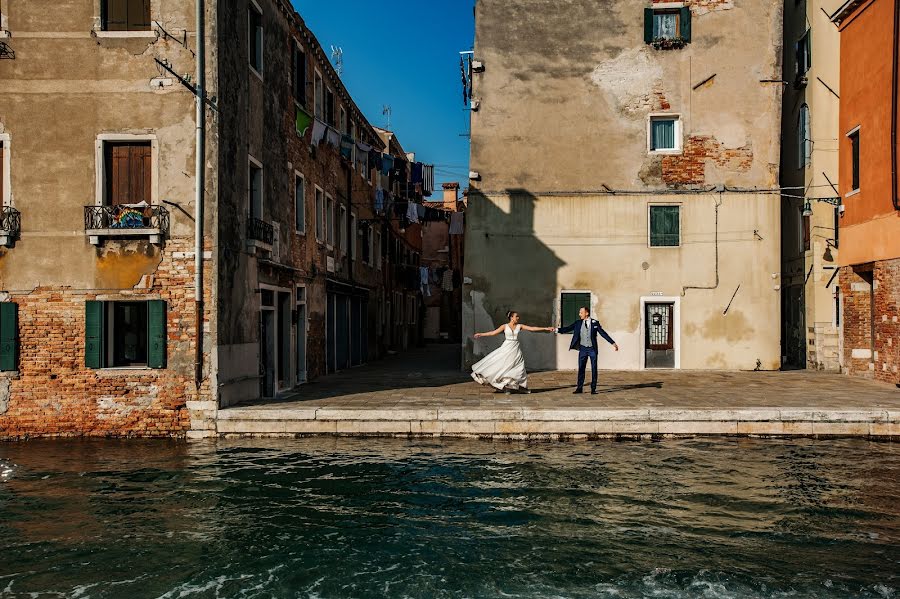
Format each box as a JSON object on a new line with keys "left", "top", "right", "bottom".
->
{"left": 557, "top": 306, "right": 618, "bottom": 394}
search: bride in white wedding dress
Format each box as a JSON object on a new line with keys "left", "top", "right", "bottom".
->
{"left": 471, "top": 311, "right": 556, "bottom": 393}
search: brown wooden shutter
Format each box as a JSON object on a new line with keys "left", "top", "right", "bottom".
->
{"left": 131, "top": 144, "right": 151, "bottom": 204}
{"left": 105, "top": 0, "right": 128, "bottom": 31}
{"left": 110, "top": 144, "right": 131, "bottom": 206}
{"left": 127, "top": 0, "right": 151, "bottom": 30}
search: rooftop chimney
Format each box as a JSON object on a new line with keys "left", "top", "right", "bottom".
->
{"left": 442, "top": 182, "right": 460, "bottom": 212}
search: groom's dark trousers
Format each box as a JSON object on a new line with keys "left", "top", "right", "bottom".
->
{"left": 577, "top": 347, "right": 598, "bottom": 393}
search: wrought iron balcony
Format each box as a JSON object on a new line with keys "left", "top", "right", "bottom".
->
{"left": 84, "top": 204, "right": 170, "bottom": 245}
{"left": 247, "top": 216, "right": 274, "bottom": 246}
{"left": 0, "top": 206, "right": 21, "bottom": 247}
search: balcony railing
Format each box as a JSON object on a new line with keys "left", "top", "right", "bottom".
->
{"left": 0, "top": 206, "right": 21, "bottom": 247}
{"left": 247, "top": 216, "right": 274, "bottom": 246}
{"left": 84, "top": 204, "right": 170, "bottom": 245}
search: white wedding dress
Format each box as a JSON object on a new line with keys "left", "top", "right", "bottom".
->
{"left": 471, "top": 324, "right": 529, "bottom": 390}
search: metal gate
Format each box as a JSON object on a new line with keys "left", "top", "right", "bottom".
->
{"left": 645, "top": 303, "right": 675, "bottom": 368}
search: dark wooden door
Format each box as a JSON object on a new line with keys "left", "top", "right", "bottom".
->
{"left": 645, "top": 303, "right": 675, "bottom": 368}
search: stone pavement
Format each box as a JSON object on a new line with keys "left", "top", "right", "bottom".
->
{"left": 217, "top": 345, "right": 900, "bottom": 439}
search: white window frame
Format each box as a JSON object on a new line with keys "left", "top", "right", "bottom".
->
{"left": 292, "top": 39, "right": 306, "bottom": 107}
{"left": 798, "top": 104, "right": 811, "bottom": 169}
{"left": 314, "top": 186, "right": 324, "bottom": 243}
{"left": 647, "top": 203, "right": 682, "bottom": 249}
{"left": 94, "top": 133, "right": 159, "bottom": 207}
{"left": 339, "top": 106, "right": 348, "bottom": 135}
{"left": 248, "top": 0, "right": 264, "bottom": 81}
{"left": 0, "top": 133, "right": 10, "bottom": 207}
{"left": 314, "top": 70, "right": 324, "bottom": 119}
{"left": 93, "top": 0, "right": 158, "bottom": 38}
{"left": 846, "top": 125, "right": 861, "bottom": 196}
{"left": 647, "top": 113, "right": 682, "bottom": 155}
{"left": 294, "top": 171, "right": 305, "bottom": 234}
{"left": 325, "top": 193, "right": 334, "bottom": 248}
{"left": 248, "top": 154, "right": 264, "bottom": 220}
{"left": 367, "top": 225, "right": 375, "bottom": 267}
{"left": 0, "top": 3, "right": 9, "bottom": 38}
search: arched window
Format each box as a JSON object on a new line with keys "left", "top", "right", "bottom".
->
{"left": 798, "top": 104, "right": 811, "bottom": 168}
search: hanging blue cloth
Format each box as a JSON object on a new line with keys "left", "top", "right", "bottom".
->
{"left": 381, "top": 154, "right": 395, "bottom": 176}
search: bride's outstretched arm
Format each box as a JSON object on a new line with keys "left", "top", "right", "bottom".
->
{"left": 519, "top": 325, "right": 556, "bottom": 333}
{"left": 473, "top": 325, "right": 505, "bottom": 339}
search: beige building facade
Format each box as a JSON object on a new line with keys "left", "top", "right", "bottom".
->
{"left": 780, "top": 0, "right": 843, "bottom": 372}
{"left": 464, "top": 0, "right": 784, "bottom": 372}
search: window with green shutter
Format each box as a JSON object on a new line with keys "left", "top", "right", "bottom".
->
{"left": 85, "top": 300, "right": 166, "bottom": 369}
{"left": 147, "top": 300, "right": 167, "bottom": 369}
{"left": 650, "top": 205, "right": 681, "bottom": 247}
{"left": 0, "top": 302, "right": 18, "bottom": 372}
{"left": 85, "top": 300, "right": 106, "bottom": 369}
{"left": 561, "top": 292, "right": 591, "bottom": 327}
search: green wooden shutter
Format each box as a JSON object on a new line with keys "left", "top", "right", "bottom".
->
{"left": 680, "top": 7, "right": 691, "bottom": 42}
{"left": 651, "top": 206, "right": 680, "bottom": 247}
{"left": 644, "top": 8, "right": 654, "bottom": 44}
{"left": 561, "top": 292, "right": 591, "bottom": 326}
{"left": 0, "top": 302, "right": 18, "bottom": 372}
{"left": 85, "top": 301, "right": 105, "bottom": 369}
{"left": 147, "top": 300, "right": 167, "bottom": 369}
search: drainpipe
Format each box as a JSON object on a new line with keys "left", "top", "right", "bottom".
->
{"left": 194, "top": 0, "right": 206, "bottom": 392}
{"left": 893, "top": 0, "right": 899, "bottom": 209}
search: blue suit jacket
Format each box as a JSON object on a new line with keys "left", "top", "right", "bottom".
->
{"left": 557, "top": 318, "right": 616, "bottom": 351}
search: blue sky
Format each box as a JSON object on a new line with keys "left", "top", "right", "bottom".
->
{"left": 292, "top": 0, "right": 475, "bottom": 192}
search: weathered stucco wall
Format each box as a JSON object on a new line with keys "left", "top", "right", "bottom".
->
{"left": 465, "top": 0, "right": 783, "bottom": 371}
{"left": 0, "top": 1, "right": 217, "bottom": 438}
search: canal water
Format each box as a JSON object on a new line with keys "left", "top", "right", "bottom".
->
{"left": 1, "top": 438, "right": 898, "bottom": 598}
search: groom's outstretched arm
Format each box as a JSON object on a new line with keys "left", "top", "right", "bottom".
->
{"left": 557, "top": 321, "right": 577, "bottom": 334}
{"left": 598, "top": 325, "right": 616, "bottom": 345}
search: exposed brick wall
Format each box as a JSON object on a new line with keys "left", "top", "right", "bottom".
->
{"left": 839, "top": 260, "right": 900, "bottom": 384}
{"left": 0, "top": 238, "right": 212, "bottom": 439}
{"left": 662, "top": 136, "right": 753, "bottom": 186}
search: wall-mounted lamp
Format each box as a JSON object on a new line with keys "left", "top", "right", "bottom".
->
{"left": 802, "top": 196, "right": 842, "bottom": 217}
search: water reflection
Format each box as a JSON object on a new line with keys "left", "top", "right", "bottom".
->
{"left": 0, "top": 438, "right": 898, "bottom": 598}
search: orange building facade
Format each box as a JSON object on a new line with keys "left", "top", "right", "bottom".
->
{"left": 834, "top": 0, "right": 900, "bottom": 382}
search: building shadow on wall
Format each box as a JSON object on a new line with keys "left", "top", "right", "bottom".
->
{"left": 466, "top": 188, "right": 566, "bottom": 373}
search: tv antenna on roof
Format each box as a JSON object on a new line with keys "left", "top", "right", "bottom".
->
{"left": 330, "top": 45, "right": 343, "bottom": 76}
{"left": 382, "top": 105, "right": 392, "bottom": 130}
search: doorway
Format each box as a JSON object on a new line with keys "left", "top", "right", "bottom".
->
{"left": 645, "top": 302, "right": 675, "bottom": 369}
{"left": 259, "top": 290, "right": 275, "bottom": 399}
{"left": 296, "top": 286, "right": 307, "bottom": 384}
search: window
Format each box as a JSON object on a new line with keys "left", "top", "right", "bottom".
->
{"left": 375, "top": 231, "right": 382, "bottom": 270}
{"left": 802, "top": 210, "right": 811, "bottom": 252}
{"left": 85, "top": 300, "right": 167, "bottom": 369}
{"left": 292, "top": 43, "right": 306, "bottom": 106}
{"left": 350, "top": 214, "right": 357, "bottom": 259}
{"left": 325, "top": 195, "right": 334, "bottom": 247}
{"left": 653, "top": 11, "right": 678, "bottom": 39}
{"left": 102, "top": 0, "right": 151, "bottom": 31}
{"left": 798, "top": 104, "right": 811, "bottom": 169}
{"left": 339, "top": 106, "right": 348, "bottom": 135}
{"left": 561, "top": 292, "right": 591, "bottom": 327}
{"left": 248, "top": 158, "right": 263, "bottom": 220}
{"left": 796, "top": 29, "right": 811, "bottom": 76}
{"left": 325, "top": 89, "right": 336, "bottom": 127}
{"left": 248, "top": 2, "right": 263, "bottom": 77}
{"left": 362, "top": 224, "right": 371, "bottom": 265}
{"left": 644, "top": 7, "right": 691, "bottom": 44}
{"left": 834, "top": 287, "right": 841, "bottom": 328}
{"left": 649, "top": 205, "right": 681, "bottom": 247}
{"left": 294, "top": 173, "right": 305, "bottom": 233}
{"left": 103, "top": 141, "right": 152, "bottom": 206}
{"left": 408, "top": 296, "right": 416, "bottom": 325}
{"left": 315, "top": 187, "right": 324, "bottom": 242}
{"left": 649, "top": 115, "right": 680, "bottom": 152}
{"left": 339, "top": 205, "right": 347, "bottom": 254}
{"left": 848, "top": 128, "right": 860, "bottom": 192}
{"left": 0, "top": 139, "right": 6, "bottom": 207}
{"left": 314, "top": 71, "right": 324, "bottom": 119}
